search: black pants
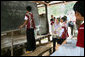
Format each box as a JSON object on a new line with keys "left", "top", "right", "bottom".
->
{"left": 53, "top": 38, "right": 58, "bottom": 52}
{"left": 70, "top": 25, "right": 74, "bottom": 36}
{"left": 26, "top": 28, "right": 36, "bottom": 51}
{"left": 53, "top": 38, "right": 66, "bottom": 52}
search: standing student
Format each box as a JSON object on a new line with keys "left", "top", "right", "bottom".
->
{"left": 61, "top": 16, "right": 69, "bottom": 45}
{"left": 19, "top": 6, "right": 36, "bottom": 53}
{"left": 50, "top": 15, "right": 55, "bottom": 22}
{"left": 52, "top": 18, "right": 61, "bottom": 52}
{"left": 68, "top": 21, "right": 74, "bottom": 36}
{"left": 50, "top": 15, "right": 55, "bottom": 32}
{"left": 55, "top": 16, "right": 69, "bottom": 50}
{"left": 73, "top": 1, "right": 84, "bottom": 56}
{"left": 50, "top": 15, "right": 55, "bottom": 36}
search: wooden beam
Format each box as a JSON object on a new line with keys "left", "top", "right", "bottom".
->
{"left": 37, "top": 1, "right": 76, "bottom": 8}
{"left": 31, "top": 1, "right": 48, "bottom": 5}
{"left": 44, "top": 4, "right": 49, "bottom": 34}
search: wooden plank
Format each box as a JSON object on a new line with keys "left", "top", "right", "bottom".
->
{"left": 1, "top": 34, "right": 51, "bottom": 49}
{"left": 22, "top": 46, "right": 52, "bottom": 56}
{"left": 31, "top": 1, "right": 48, "bottom": 5}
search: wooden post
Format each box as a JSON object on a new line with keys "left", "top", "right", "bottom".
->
{"left": 44, "top": 4, "right": 49, "bottom": 34}
{"left": 39, "top": 39, "right": 41, "bottom": 45}
{"left": 48, "top": 35, "right": 50, "bottom": 42}
{"left": 11, "top": 31, "right": 14, "bottom": 56}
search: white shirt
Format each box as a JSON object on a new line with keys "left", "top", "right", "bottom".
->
{"left": 24, "top": 16, "right": 28, "bottom": 20}
{"left": 53, "top": 23, "right": 64, "bottom": 37}
{"left": 24, "top": 12, "right": 33, "bottom": 28}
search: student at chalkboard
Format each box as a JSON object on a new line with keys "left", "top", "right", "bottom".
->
{"left": 19, "top": 6, "right": 36, "bottom": 53}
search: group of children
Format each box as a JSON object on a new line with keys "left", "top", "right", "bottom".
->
{"left": 19, "top": 1, "right": 84, "bottom": 56}
{"left": 50, "top": 15, "right": 69, "bottom": 52}
{"left": 50, "top": 1, "right": 84, "bottom": 56}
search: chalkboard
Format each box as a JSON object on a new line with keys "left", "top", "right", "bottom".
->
{"left": 1, "top": 1, "right": 39, "bottom": 32}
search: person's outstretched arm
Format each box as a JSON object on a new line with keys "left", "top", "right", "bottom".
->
{"left": 19, "top": 20, "right": 28, "bottom": 29}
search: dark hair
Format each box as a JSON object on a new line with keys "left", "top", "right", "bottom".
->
{"left": 50, "top": 19, "right": 53, "bottom": 22}
{"left": 61, "top": 16, "right": 67, "bottom": 22}
{"left": 51, "top": 15, "right": 53, "bottom": 16}
{"left": 26, "top": 6, "right": 32, "bottom": 12}
{"left": 63, "top": 16, "right": 67, "bottom": 19}
{"left": 73, "top": 1, "right": 84, "bottom": 17}
{"left": 57, "top": 17, "right": 60, "bottom": 21}
{"left": 54, "top": 17, "right": 55, "bottom": 19}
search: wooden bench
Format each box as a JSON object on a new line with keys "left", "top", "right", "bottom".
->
{"left": 22, "top": 46, "right": 52, "bottom": 56}
{"left": 1, "top": 34, "right": 51, "bottom": 49}
{"left": 1, "top": 31, "right": 52, "bottom": 56}
{"left": 36, "top": 34, "right": 51, "bottom": 45}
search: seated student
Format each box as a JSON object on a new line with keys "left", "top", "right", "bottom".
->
{"left": 55, "top": 16, "right": 69, "bottom": 50}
